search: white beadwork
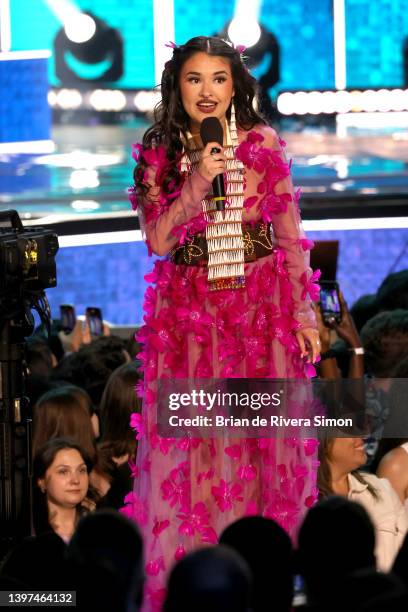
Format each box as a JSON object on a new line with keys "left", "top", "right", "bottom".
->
{"left": 180, "top": 105, "right": 245, "bottom": 289}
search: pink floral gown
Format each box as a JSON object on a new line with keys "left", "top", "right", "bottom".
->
{"left": 124, "top": 124, "right": 319, "bottom": 610}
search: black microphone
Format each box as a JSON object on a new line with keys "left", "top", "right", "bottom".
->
{"left": 200, "top": 117, "right": 226, "bottom": 212}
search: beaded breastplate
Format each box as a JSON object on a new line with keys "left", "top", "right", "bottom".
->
{"left": 180, "top": 122, "right": 246, "bottom": 291}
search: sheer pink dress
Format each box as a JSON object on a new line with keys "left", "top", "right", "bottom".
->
{"left": 125, "top": 124, "right": 319, "bottom": 610}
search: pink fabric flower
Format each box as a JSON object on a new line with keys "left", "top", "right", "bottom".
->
{"left": 120, "top": 492, "right": 148, "bottom": 525}
{"left": 146, "top": 556, "right": 165, "bottom": 576}
{"left": 298, "top": 238, "right": 315, "bottom": 251}
{"left": 130, "top": 413, "right": 146, "bottom": 440}
{"left": 161, "top": 468, "right": 190, "bottom": 509}
{"left": 237, "top": 464, "right": 258, "bottom": 481}
{"left": 177, "top": 501, "right": 217, "bottom": 544}
{"left": 264, "top": 491, "right": 300, "bottom": 532}
{"left": 174, "top": 545, "right": 186, "bottom": 561}
{"left": 259, "top": 192, "right": 292, "bottom": 222}
{"left": 300, "top": 269, "right": 321, "bottom": 301}
{"left": 224, "top": 444, "right": 242, "bottom": 460}
{"left": 211, "top": 479, "right": 243, "bottom": 512}
{"left": 152, "top": 519, "right": 170, "bottom": 537}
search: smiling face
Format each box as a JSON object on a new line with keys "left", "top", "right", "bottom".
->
{"left": 38, "top": 448, "right": 89, "bottom": 509}
{"left": 179, "top": 51, "right": 235, "bottom": 133}
{"left": 329, "top": 437, "right": 367, "bottom": 474}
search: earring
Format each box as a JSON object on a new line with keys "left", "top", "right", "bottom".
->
{"left": 229, "top": 98, "right": 238, "bottom": 148}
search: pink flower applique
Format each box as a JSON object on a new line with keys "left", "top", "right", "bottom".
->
{"left": 304, "top": 487, "right": 319, "bottom": 508}
{"left": 174, "top": 545, "right": 186, "bottom": 561}
{"left": 130, "top": 413, "right": 146, "bottom": 440}
{"left": 150, "top": 424, "right": 175, "bottom": 455}
{"left": 145, "top": 588, "right": 167, "bottom": 612}
{"left": 143, "top": 285, "right": 157, "bottom": 319}
{"left": 120, "top": 492, "right": 148, "bottom": 525}
{"left": 259, "top": 192, "right": 292, "bottom": 223}
{"left": 146, "top": 556, "right": 165, "bottom": 576}
{"left": 298, "top": 238, "right": 315, "bottom": 251}
{"left": 264, "top": 491, "right": 300, "bottom": 532}
{"left": 176, "top": 436, "right": 202, "bottom": 452}
{"left": 243, "top": 195, "right": 258, "bottom": 211}
{"left": 224, "top": 444, "right": 242, "bottom": 461}
{"left": 237, "top": 464, "right": 258, "bottom": 481}
{"left": 161, "top": 467, "right": 190, "bottom": 509}
{"left": 303, "top": 438, "right": 319, "bottom": 456}
{"left": 236, "top": 131, "right": 272, "bottom": 173}
{"left": 128, "top": 186, "right": 138, "bottom": 211}
{"left": 177, "top": 501, "right": 217, "bottom": 543}
{"left": 152, "top": 518, "right": 170, "bottom": 537}
{"left": 245, "top": 501, "right": 259, "bottom": 516}
{"left": 300, "top": 269, "right": 321, "bottom": 301}
{"left": 211, "top": 479, "right": 243, "bottom": 512}
{"left": 197, "top": 467, "right": 215, "bottom": 485}
{"left": 278, "top": 136, "right": 287, "bottom": 148}
{"left": 128, "top": 457, "right": 139, "bottom": 478}
{"left": 131, "top": 142, "right": 143, "bottom": 162}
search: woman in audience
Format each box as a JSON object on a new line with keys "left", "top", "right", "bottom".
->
{"left": 33, "top": 437, "right": 93, "bottom": 542}
{"left": 33, "top": 386, "right": 97, "bottom": 459}
{"left": 99, "top": 361, "right": 141, "bottom": 466}
{"left": 373, "top": 356, "right": 408, "bottom": 509}
{"left": 32, "top": 386, "right": 109, "bottom": 496}
{"left": 318, "top": 437, "right": 408, "bottom": 571}
{"left": 97, "top": 362, "right": 141, "bottom": 507}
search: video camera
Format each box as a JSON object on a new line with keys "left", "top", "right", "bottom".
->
{"left": 0, "top": 210, "right": 59, "bottom": 557}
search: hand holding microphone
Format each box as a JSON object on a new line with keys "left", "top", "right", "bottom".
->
{"left": 199, "top": 117, "right": 227, "bottom": 212}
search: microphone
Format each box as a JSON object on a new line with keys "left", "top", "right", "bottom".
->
{"left": 200, "top": 117, "right": 226, "bottom": 212}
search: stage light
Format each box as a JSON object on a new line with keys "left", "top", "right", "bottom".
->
{"left": 133, "top": 90, "right": 161, "bottom": 113}
{"left": 0, "top": 0, "right": 11, "bottom": 52}
{"left": 64, "top": 13, "right": 96, "bottom": 44}
{"left": 71, "top": 199, "right": 100, "bottom": 211}
{"left": 228, "top": 18, "right": 261, "bottom": 49}
{"left": 227, "top": 0, "right": 262, "bottom": 48}
{"left": 89, "top": 89, "right": 126, "bottom": 111}
{"left": 48, "top": 91, "right": 58, "bottom": 107}
{"left": 54, "top": 11, "right": 123, "bottom": 85}
{"left": 70, "top": 169, "right": 99, "bottom": 189}
{"left": 56, "top": 88, "right": 82, "bottom": 109}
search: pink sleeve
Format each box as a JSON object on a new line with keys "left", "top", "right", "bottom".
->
{"left": 259, "top": 126, "right": 318, "bottom": 330}
{"left": 139, "top": 167, "right": 211, "bottom": 256}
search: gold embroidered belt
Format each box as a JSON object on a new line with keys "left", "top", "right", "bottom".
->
{"left": 170, "top": 222, "right": 274, "bottom": 267}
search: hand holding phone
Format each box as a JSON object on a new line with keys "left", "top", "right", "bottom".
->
{"left": 85, "top": 307, "right": 104, "bottom": 338}
{"left": 319, "top": 281, "right": 342, "bottom": 326}
{"left": 60, "top": 304, "right": 76, "bottom": 333}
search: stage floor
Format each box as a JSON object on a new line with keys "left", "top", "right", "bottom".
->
{"left": 1, "top": 119, "right": 407, "bottom": 232}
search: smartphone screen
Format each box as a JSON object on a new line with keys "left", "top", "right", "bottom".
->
{"left": 60, "top": 304, "right": 76, "bottom": 332}
{"left": 85, "top": 307, "right": 103, "bottom": 337}
{"left": 319, "top": 281, "right": 342, "bottom": 324}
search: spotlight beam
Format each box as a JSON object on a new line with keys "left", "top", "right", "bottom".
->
{"left": 153, "top": 0, "right": 175, "bottom": 86}
{"left": 333, "top": 0, "right": 346, "bottom": 90}
{"left": 0, "top": 0, "right": 11, "bottom": 52}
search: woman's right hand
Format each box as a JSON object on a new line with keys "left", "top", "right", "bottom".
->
{"left": 198, "top": 142, "right": 227, "bottom": 183}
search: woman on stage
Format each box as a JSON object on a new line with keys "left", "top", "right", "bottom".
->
{"left": 126, "top": 36, "right": 320, "bottom": 608}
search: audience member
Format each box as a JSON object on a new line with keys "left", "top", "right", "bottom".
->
{"left": 164, "top": 545, "right": 251, "bottom": 612}
{"left": 32, "top": 386, "right": 97, "bottom": 459}
{"left": 66, "top": 509, "right": 144, "bottom": 612}
{"left": 0, "top": 532, "right": 68, "bottom": 591}
{"left": 220, "top": 516, "right": 293, "bottom": 612}
{"left": 376, "top": 270, "right": 408, "bottom": 312}
{"left": 33, "top": 438, "right": 93, "bottom": 541}
{"left": 360, "top": 309, "right": 408, "bottom": 378}
{"left": 297, "top": 496, "right": 376, "bottom": 609}
{"left": 350, "top": 294, "right": 379, "bottom": 333}
{"left": 53, "top": 335, "right": 130, "bottom": 407}
{"left": 318, "top": 437, "right": 408, "bottom": 570}
{"left": 97, "top": 362, "right": 141, "bottom": 509}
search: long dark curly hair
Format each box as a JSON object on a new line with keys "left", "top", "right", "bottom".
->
{"left": 134, "top": 36, "right": 266, "bottom": 202}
